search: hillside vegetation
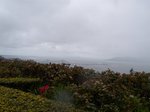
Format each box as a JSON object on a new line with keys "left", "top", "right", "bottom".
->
{"left": 0, "top": 56, "right": 150, "bottom": 112}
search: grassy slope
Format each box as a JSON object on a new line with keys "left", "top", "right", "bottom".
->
{"left": 0, "top": 86, "right": 84, "bottom": 112}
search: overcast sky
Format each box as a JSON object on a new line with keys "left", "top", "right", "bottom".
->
{"left": 0, "top": 0, "right": 150, "bottom": 59}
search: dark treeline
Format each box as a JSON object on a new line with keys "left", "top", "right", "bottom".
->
{"left": 0, "top": 56, "right": 150, "bottom": 112}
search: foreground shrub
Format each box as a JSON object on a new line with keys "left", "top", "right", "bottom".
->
{"left": 72, "top": 70, "right": 150, "bottom": 112}
{"left": 0, "top": 86, "right": 84, "bottom": 112}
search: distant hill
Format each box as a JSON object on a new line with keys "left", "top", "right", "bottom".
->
{"left": 108, "top": 57, "right": 138, "bottom": 62}
{"left": 0, "top": 56, "right": 5, "bottom": 60}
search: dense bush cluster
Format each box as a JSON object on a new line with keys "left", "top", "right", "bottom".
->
{"left": 0, "top": 59, "right": 45, "bottom": 78}
{"left": 72, "top": 70, "right": 150, "bottom": 112}
{"left": 0, "top": 58, "right": 93, "bottom": 86}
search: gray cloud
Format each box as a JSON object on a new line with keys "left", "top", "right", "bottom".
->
{"left": 0, "top": 0, "right": 150, "bottom": 59}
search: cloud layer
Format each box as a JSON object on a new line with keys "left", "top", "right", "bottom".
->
{"left": 0, "top": 0, "right": 150, "bottom": 59}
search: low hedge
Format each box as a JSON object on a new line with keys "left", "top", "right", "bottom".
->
{"left": 0, "top": 86, "right": 84, "bottom": 112}
{"left": 0, "top": 78, "right": 41, "bottom": 92}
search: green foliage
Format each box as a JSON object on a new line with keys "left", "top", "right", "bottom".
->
{"left": 0, "top": 85, "right": 84, "bottom": 112}
{"left": 0, "top": 78, "right": 41, "bottom": 92}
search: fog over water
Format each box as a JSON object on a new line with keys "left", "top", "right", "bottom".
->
{"left": 2, "top": 55, "right": 150, "bottom": 73}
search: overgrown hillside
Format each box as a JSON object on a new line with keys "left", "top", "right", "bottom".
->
{"left": 0, "top": 56, "right": 150, "bottom": 112}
